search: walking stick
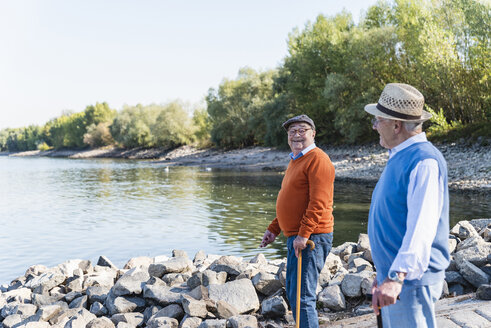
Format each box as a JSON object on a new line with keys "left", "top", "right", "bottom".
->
{"left": 296, "top": 240, "right": 315, "bottom": 328}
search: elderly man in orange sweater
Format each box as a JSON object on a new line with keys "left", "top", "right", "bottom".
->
{"left": 260, "top": 114, "right": 335, "bottom": 328}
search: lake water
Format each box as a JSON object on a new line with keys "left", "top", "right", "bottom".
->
{"left": 1, "top": 156, "right": 489, "bottom": 284}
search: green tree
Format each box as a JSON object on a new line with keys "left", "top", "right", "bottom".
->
{"left": 207, "top": 67, "right": 276, "bottom": 148}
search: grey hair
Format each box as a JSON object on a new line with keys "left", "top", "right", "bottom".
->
{"left": 402, "top": 121, "right": 423, "bottom": 132}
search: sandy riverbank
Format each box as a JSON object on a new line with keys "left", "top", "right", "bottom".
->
{"left": 4, "top": 142, "right": 490, "bottom": 192}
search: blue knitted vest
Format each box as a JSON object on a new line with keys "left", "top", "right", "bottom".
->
{"left": 368, "top": 141, "right": 450, "bottom": 286}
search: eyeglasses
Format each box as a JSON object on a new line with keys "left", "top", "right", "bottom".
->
{"left": 371, "top": 117, "right": 390, "bottom": 126}
{"left": 288, "top": 128, "right": 312, "bottom": 136}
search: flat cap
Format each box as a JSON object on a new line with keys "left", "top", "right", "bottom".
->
{"left": 282, "top": 114, "right": 315, "bottom": 130}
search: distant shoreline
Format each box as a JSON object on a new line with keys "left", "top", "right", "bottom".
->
{"left": 3, "top": 142, "right": 490, "bottom": 193}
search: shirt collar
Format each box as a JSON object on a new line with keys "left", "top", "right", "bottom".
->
{"left": 290, "top": 143, "right": 316, "bottom": 160}
{"left": 388, "top": 132, "right": 427, "bottom": 159}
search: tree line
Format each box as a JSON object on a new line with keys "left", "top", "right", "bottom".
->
{"left": 1, "top": 0, "right": 489, "bottom": 152}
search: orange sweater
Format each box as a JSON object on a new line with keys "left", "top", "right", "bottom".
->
{"left": 267, "top": 147, "right": 335, "bottom": 238}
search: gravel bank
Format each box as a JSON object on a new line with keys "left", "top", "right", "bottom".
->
{"left": 6, "top": 142, "right": 491, "bottom": 193}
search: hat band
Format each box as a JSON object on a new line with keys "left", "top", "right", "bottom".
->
{"left": 376, "top": 103, "right": 421, "bottom": 120}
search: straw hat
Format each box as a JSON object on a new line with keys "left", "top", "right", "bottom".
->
{"left": 364, "top": 83, "right": 432, "bottom": 122}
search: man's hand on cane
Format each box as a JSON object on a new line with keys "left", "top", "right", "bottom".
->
{"left": 372, "top": 278, "right": 403, "bottom": 315}
{"left": 293, "top": 235, "right": 308, "bottom": 257}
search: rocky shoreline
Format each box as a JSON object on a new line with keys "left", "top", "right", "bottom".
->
{"left": 1, "top": 219, "right": 490, "bottom": 328}
{"left": 4, "top": 142, "right": 491, "bottom": 193}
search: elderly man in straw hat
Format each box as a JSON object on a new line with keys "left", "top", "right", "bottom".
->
{"left": 365, "top": 83, "right": 450, "bottom": 327}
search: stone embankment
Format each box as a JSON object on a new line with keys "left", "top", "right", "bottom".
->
{"left": 1, "top": 219, "right": 490, "bottom": 328}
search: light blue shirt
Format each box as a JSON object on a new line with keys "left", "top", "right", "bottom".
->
{"left": 289, "top": 143, "right": 316, "bottom": 160}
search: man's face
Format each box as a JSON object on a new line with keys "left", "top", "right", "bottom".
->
{"left": 372, "top": 116, "right": 396, "bottom": 149}
{"left": 287, "top": 122, "right": 315, "bottom": 155}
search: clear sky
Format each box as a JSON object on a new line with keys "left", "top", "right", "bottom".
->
{"left": 0, "top": 0, "right": 379, "bottom": 129}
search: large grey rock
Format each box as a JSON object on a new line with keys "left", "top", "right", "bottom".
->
{"left": 110, "top": 312, "right": 144, "bottom": 326}
{"left": 476, "top": 284, "right": 491, "bottom": 300}
{"left": 482, "top": 227, "right": 491, "bottom": 242}
{"left": 149, "top": 304, "right": 184, "bottom": 321}
{"left": 360, "top": 273, "right": 376, "bottom": 295}
{"left": 97, "top": 256, "right": 118, "bottom": 270}
{"left": 143, "top": 281, "right": 182, "bottom": 305}
{"left": 65, "top": 314, "right": 88, "bottom": 328}
{"left": 448, "top": 236, "right": 459, "bottom": 254}
{"left": 87, "top": 317, "right": 116, "bottom": 328}
{"left": 323, "top": 253, "right": 343, "bottom": 275}
{"left": 249, "top": 254, "right": 267, "bottom": 265}
{"left": 448, "top": 283, "right": 465, "bottom": 296}
{"left": 113, "top": 267, "right": 150, "bottom": 296}
{"left": 181, "top": 316, "right": 203, "bottom": 328}
{"left": 450, "top": 221, "right": 479, "bottom": 240}
{"left": 445, "top": 271, "right": 467, "bottom": 285}
{"left": 149, "top": 257, "right": 194, "bottom": 277}
{"left": 456, "top": 235, "right": 485, "bottom": 252}
{"left": 187, "top": 272, "right": 203, "bottom": 289}
{"left": 90, "top": 302, "right": 108, "bottom": 316}
{"left": 37, "top": 304, "right": 64, "bottom": 321}
{"left": 276, "top": 262, "right": 287, "bottom": 287}
{"left": 87, "top": 286, "right": 111, "bottom": 304}
{"left": 331, "top": 242, "right": 357, "bottom": 257}
{"left": 84, "top": 271, "right": 117, "bottom": 289}
{"left": 329, "top": 268, "right": 348, "bottom": 287}
{"left": 208, "top": 279, "right": 260, "bottom": 314}
{"left": 187, "top": 285, "right": 209, "bottom": 301}
{"left": 146, "top": 316, "right": 178, "bottom": 328}
{"left": 226, "top": 315, "right": 258, "bottom": 328}
{"left": 260, "top": 295, "right": 288, "bottom": 318}
{"left": 208, "top": 256, "right": 246, "bottom": 276}
{"left": 181, "top": 295, "right": 208, "bottom": 318}
{"left": 25, "top": 265, "right": 49, "bottom": 278}
{"left": 454, "top": 243, "right": 491, "bottom": 267}
{"left": 349, "top": 257, "right": 373, "bottom": 272}
{"left": 215, "top": 300, "right": 239, "bottom": 319}
{"left": 143, "top": 305, "right": 162, "bottom": 324}
{"left": 202, "top": 270, "right": 227, "bottom": 286}
{"left": 193, "top": 250, "right": 207, "bottom": 264}
{"left": 2, "top": 303, "right": 38, "bottom": 317}
{"left": 66, "top": 276, "right": 84, "bottom": 293}
{"left": 57, "top": 259, "right": 92, "bottom": 277}
{"left": 105, "top": 293, "right": 146, "bottom": 315}
{"left": 162, "top": 272, "right": 191, "bottom": 286}
{"left": 341, "top": 272, "right": 368, "bottom": 297}
{"left": 69, "top": 295, "right": 88, "bottom": 309}
{"left": 198, "top": 319, "right": 226, "bottom": 328}
{"left": 469, "top": 219, "right": 491, "bottom": 233}
{"left": 251, "top": 272, "right": 282, "bottom": 296}
{"left": 317, "top": 285, "right": 346, "bottom": 311}
{"left": 65, "top": 291, "right": 83, "bottom": 303}
{"left": 1, "top": 314, "right": 25, "bottom": 328}
{"left": 458, "top": 260, "right": 490, "bottom": 288}
{"left": 124, "top": 256, "right": 153, "bottom": 270}
{"left": 357, "top": 234, "right": 370, "bottom": 252}
{"left": 24, "top": 271, "right": 66, "bottom": 290}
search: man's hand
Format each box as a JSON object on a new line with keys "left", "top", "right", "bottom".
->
{"left": 260, "top": 230, "right": 276, "bottom": 248}
{"left": 371, "top": 279, "right": 403, "bottom": 315}
{"left": 293, "top": 236, "right": 308, "bottom": 257}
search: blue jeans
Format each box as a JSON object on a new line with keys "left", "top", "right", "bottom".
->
{"left": 286, "top": 233, "right": 333, "bottom": 328}
{"left": 381, "top": 280, "right": 443, "bottom": 328}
